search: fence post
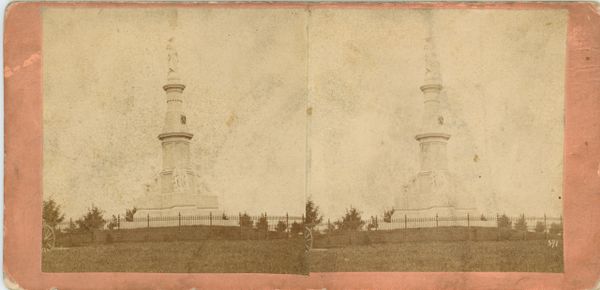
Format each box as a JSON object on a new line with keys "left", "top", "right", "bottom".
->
{"left": 178, "top": 212, "right": 181, "bottom": 229}
{"left": 375, "top": 215, "right": 378, "bottom": 231}
{"left": 435, "top": 213, "right": 439, "bottom": 228}
{"left": 467, "top": 213, "right": 470, "bottom": 241}
{"left": 496, "top": 213, "right": 499, "bottom": 240}
{"left": 327, "top": 218, "right": 331, "bottom": 243}
{"left": 544, "top": 213, "right": 547, "bottom": 239}
{"left": 519, "top": 213, "right": 523, "bottom": 240}
{"left": 560, "top": 215, "right": 563, "bottom": 226}
{"left": 467, "top": 213, "right": 470, "bottom": 228}
{"left": 404, "top": 214, "right": 407, "bottom": 229}
{"left": 239, "top": 212, "right": 243, "bottom": 240}
{"left": 560, "top": 214, "right": 563, "bottom": 236}
{"left": 147, "top": 213, "right": 150, "bottom": 228}
{"left": 265, "top": 212, "right": 268, "bottom": 240}
{"left": 286, "top": 213, "right": 289, "bottom": 238}
{"left": 117, "top": 214, "right": 120, "bottom": 230}
{"left": 209, "top": 211, "right": 213, "bottom": 239}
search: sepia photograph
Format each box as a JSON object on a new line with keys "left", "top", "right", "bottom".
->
{"left": 39, "top": 6, "right": 565, "bottom": 274}
{"left": 41, "top": 7, "right": 308, "bottom": 273}
{"left": 304, "top": 8, "right": 566, "bottom": 272}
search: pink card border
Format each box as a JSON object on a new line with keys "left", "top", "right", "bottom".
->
{"left": 4, "top": 2, "right": 600, "bottom": 289}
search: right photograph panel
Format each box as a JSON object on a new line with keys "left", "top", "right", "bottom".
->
{"left": 306, "top": 8, "right": 566, "bottom": 272}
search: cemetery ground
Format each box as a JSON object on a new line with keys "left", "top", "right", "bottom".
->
{"left": 309, "top": 239, "right": 563, "bottom": 272}
{"left": 42, "top": 238, "right": 307, "bottom": 273}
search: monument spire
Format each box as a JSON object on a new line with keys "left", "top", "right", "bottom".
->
{"left": 159, "top": 37, "right": 193, "bottom": 185}
{"left": 416, "top": 11, "right": 450, "bottom": 172}
{"left": 160, "top": 38, "right": 192, "bottom": 141}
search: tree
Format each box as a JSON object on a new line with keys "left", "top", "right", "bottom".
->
{"left": 496, "top": 214, "right": 512, "bottom": 229}
{"left": 496, "top": 214, "right": 513, "bottom": 240}
{"left": 514, "top": 214, "right": 528, "bottom": 231}
{"left": 535, "top": 221, "right": 546, "bottom": 233}
{"left": 125, "top": 207, "right": 137, "bottom": 222}
{"left": 383, "top": 208, "right": 395, "bottom": 223}
{"left": 290, "top": 221, "right": 303, "bottom": 235}
{"left": 275, "top": 221, "right": 287, "bottom": 233}
{"left": 107, "top": 215, "right": 119, "bottom": 230}
{"left": 43, "top": 198, "right": 65, "bottom": 228}
{"left": 239, "top": 213, "right": 253, "bottom": 228}
{"left": 256, "top": 214, "right": 268, "bottom": 231}
{"left": 75, "top": 205, "right": 106, "bottom": 232}
{"left": 305, "top": 199, "right": 323, "bottom": 230}
{"left": 335, "top": 207, "right": 365, "bottom": 231}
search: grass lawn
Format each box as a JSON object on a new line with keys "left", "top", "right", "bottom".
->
{"left": 309, "top": 240, "right": 563, "bottom": 272}
{"left": 43, "top": 239, "right": 307, "bottom": 274}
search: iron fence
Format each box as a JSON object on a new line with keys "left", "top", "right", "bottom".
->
{"left": 56, "top": 212, "right": 305, "bottom": 233}
{"left": 310, "top": 213, "right": 563, "bottom": 247}
{"left": 317, "top": 213, "right": 563, "bottom": 233}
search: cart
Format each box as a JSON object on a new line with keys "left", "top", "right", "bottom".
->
{"left": 42, "top": 221, "right": 56, "bottom": 253}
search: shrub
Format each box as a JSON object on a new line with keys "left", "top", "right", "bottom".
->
{"left": 335, "top": 207, "right": 365, "bottom": 231}
{"left": 535, "top": 221, "right": 546, "bottom": 233}
{"left": 75, "top": 205, "right": 106, "bottom": 232}
{"left": 275, "top": 221, "right": 287, "bottom": 233}
{"left": 107, "top": 215, "right": 118, "bottom": 230}
{"left": 239, "top": 213, "right": 253, "bottom": 228}
{"left": 496, "top": 214, "right": 512, "bottom": 229}
{"left": 256, "top": 214, "right": 268, "bottom": 231}
{"left": 290, "top": 221, "right": 303, "bottom": 236}
{"left": 514, "top": 215, "right": 527, "bottom": 231}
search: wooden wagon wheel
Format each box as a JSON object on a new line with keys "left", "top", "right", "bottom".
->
{"left": 304, "top": 226, "right": 313, "bottom": 252}
{"left": 42, "top": 223, "right": 55, "bottom": 253}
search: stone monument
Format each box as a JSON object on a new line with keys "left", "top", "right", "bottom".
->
{"left": 135, "top": 39, "right": 219, "bottom": 217}
{"left": 393, "top": 15, "right": 477, "bottom": 219}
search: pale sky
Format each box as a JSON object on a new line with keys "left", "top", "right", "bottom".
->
{"left": 43, "top": 7, "right": 566, "bottom": 220}
{"left": 309, "top": 9, "right": 566, "bottom": 219}
{"left": 43, "top": 8, "right": 308, "bottom": 218}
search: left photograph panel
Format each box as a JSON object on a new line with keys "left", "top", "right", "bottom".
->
{"left": 41, "top": 7, "right": 307, "bottom": 273}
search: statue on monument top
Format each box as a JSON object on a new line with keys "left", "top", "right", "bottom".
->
{"left": 166, "top": 37, "right": 179, "bottom": 77}
{"left": 424, "top": 36, "right": 441, "bottom": 84}
{"left": 422, "top": 10, "right": 441, "bottom": 85}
